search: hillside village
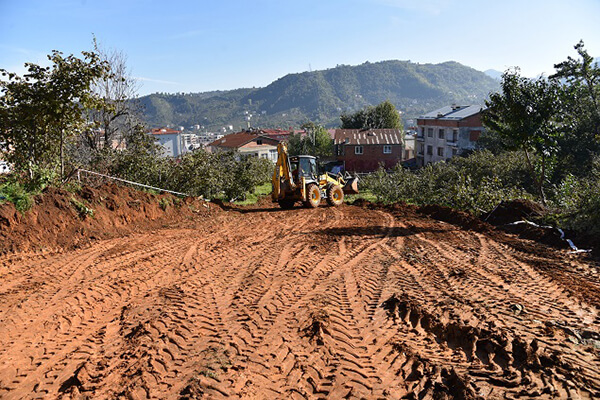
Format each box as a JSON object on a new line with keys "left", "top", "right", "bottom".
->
{"left": 144, "top": 102, "right": 485, "bottom": 174}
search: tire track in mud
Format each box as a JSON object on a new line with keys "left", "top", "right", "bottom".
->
{"left": 1, "top": 203, "right": 599, "bottom": 399}
{"left": 376, "top": 215, "right": 600, "bottom": 399}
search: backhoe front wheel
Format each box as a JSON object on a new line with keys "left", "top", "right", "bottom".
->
{"left": 278, "top": 198, "right": 295, "bottom": 209}
{"left": 326, "top": 185, "right": 344, "bottom": 206}
{"left": 304, "top": 184, "right": 321, "bottom": 208}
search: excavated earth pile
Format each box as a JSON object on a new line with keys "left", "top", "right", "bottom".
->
{"left": 0, "top": 190, "right": 599, "bottom": 399}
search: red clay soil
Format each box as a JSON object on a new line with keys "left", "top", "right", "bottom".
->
{"left": 0, "top": 189, "right": 599, "bottom": 399}
{"left": 0, "top": 183, "right": 214, "bottom": 254}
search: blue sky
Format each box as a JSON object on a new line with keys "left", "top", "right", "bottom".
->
{"left": 1, "top": 0, "right": 599, "bottom": 96}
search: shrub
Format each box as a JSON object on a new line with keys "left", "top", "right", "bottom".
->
{"left": 553, "top": 157, "right": 600, "bottom": 236}
{"left": 158, "top": 197, "right": 171, "bottom": 211}
{"left": 70, "top": 198, "right": 94, "bottom": 218}
{"left": 362, "top": 150, "right": 532, "bottom": 215}
{"left": 0, "top": 181, "right": 34, "bottom": 212}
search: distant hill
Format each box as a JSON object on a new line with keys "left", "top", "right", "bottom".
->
{"left": 137, "top": 60, "right": 499, "bottom": 130}
{"left": 484, "top": 69, "right": 503, "bottom": 81}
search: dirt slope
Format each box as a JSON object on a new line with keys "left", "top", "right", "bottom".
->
{"left": 0, "top": 198, "right": 599, "bottom": 399}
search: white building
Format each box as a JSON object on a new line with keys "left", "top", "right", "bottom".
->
{"left": 149, "top": 127, "right": 186, "bottom": 158}
{"left": 416, "top": 105, "right": 486, "bottom": 167}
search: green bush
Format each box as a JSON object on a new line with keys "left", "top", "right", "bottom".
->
{"left": 158, "top": 197, "right": 171, "bottom": 211}
{"left": 552, "top": 157, "right": 600, "bottom": 236}
{"left": 362, "top": 150, "right": 532, "bottom": 215}
{"left": 108, "top": 147, "right": 273, "bottom": 202}
{"left": 0, "top": 181, "right": 34, "bottom": 212}
{"left": 70, "top": 198, "right": 94, "bottom": 218}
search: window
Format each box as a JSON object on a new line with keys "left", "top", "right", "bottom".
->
{"left": 418, "top": 144, "right": 424, "bottom": 155}
{"left": 383, "top": 145, "right": 392, "bottom": 154}
{"left": 452, "top": 129, "right": 458, "bottom": 142}
{"left": 427, "top": 128, "right": 434, "bottom": 138}
{"left": 437, "top": 147, "right": 444, "bottom": 157}
{"left": 256, "top": 139, "right": 263, "bottom": 145}
{"left": 420, "top": 127, "right": 425, "bottom": 137}
{"left": 355, "top": 145, "right": 363, "bottom": 155}
{"left": 438, "top": 129, "right": 444, "bottom": 139}
{"left": 452, "top": 148, "right": 458, "bottom": 156}
{"left": 426, "top": 145, "right": 433, "bottom": 155}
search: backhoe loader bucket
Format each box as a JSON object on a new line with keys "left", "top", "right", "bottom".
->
{"left": 343, "top": 177, "right": 359, "bottom": 195}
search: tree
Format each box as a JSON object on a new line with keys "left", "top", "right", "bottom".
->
{"left": 0, "top": 50, "right": 108, "bottom": 179}
{"left": 287, "top": 122, "right": 333, "bottom": 157}
{"left": 550, "top": 40, "right": 600, "bottom": 178}
{"left": 84, "top": 38, "right": 142, "bottom": 155}
{"left": 340, "top": 100, "right": 402, "bottom": 130}
{"left": 483, "top": 69, "right": 563, "bottom": 204}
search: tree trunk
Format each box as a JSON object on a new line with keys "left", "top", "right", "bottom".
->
{"left": 60, "top": 128, "right": 64, "bottom": 181}
{"left": 524, "top": 148, "right": 546, "bottom": 205}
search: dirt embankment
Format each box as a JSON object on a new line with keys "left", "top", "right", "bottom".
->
{"left": 0, "top": 183, "right": 214, "bottom": 254}
{"left": 0, "top": 189, "right": 599, "bottom": 399}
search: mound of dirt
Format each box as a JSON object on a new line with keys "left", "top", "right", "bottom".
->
{"left": 501, "top": 222, "right": 570, "bottom": 249}
{"left": 418, "top": 204, "right": 493, "bottom": 233}
{"left": 482, "top": 199, "right": 545, "bottom": 226}
{"left": 0, "top": 183, "right": 214, "bottom": 254}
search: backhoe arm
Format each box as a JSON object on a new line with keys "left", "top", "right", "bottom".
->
{"left": 272, "top": 142, "right": 295, "bottom": 201}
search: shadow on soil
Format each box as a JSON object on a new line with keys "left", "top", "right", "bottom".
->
{"left": 317, "top": 226, "right": 417, "bottom": 238}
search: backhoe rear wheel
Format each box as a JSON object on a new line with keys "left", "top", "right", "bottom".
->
{"left": 304, "top": 184, "right": 321, "bottom": 208}
{"left": 326, "top": 185, "right": 344, "bottom": 206}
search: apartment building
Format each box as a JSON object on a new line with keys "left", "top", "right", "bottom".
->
{"left": 416, "top": 105, "right": 485, "bottom": 167}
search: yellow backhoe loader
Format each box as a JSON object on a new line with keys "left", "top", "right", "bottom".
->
{"left": 271, "top": 142, "right": 359, "bottom": 209}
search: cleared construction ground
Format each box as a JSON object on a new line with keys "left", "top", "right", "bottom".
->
{"left": 0, "top": 188, "right": 599, "bottom": 399}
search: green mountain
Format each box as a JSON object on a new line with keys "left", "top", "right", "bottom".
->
{"left": 137, "top": 60, "right": 499, "bottom": 130}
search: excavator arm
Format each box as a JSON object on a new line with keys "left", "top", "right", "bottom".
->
{"left": 271, "top": 142, "right": 296, "bottom": 201}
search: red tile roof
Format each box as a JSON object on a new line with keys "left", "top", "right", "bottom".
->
{"left": 150, "top": 127, "right": 181, "bottom": 135}
{"left": 333, "top": 129, "right": 403, "bottom": 146}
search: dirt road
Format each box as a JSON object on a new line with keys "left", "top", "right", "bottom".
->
{"left": 0, "top": 201, "right": 599, "bottom": 399}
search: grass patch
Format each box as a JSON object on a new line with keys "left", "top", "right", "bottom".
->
{"left": 234, "top": 182, "right": 272, "bottom": 205}
{"left": 345, "top": 190, "right": 378, "bottom": 204}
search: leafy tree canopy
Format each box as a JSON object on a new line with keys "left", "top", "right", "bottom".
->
{"left": 340, "top": 100, "right": 403, "bottom": 130}
{"left": 483, "top": 69, "right": 562, "bottom": 203}
{"left": 0, "top": 50, "right": 109, "bottom": 179}
{"left": 287, "top": 122, "right": 333, "bottom": 157}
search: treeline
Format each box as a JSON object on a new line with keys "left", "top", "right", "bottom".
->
{"left": 363, "top": 41, "right": 600, "bottom": 241}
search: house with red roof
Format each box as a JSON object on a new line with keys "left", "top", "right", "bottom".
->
{"left": 333, "top": 129, "right": 404, "bottom": 172}
{"left": 207, "top": 131, "right": 281, "bottom": 161}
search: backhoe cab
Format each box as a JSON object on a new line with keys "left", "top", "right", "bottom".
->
{"left": 271, "top": 142, "right": 359, "bottom": 209}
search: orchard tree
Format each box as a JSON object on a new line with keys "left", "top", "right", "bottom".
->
{"left": 483, "top": 69, "right": 563, "bottom": 204}
{"left": 0, "top": 50, "right": 108, "bottom": 179}
{"left": 340, "top": 100, "right": 402, "bottom": 130}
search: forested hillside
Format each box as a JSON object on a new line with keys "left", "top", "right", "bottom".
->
{"left": 137, "top": 60, "right": 499, "bottom": 130}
